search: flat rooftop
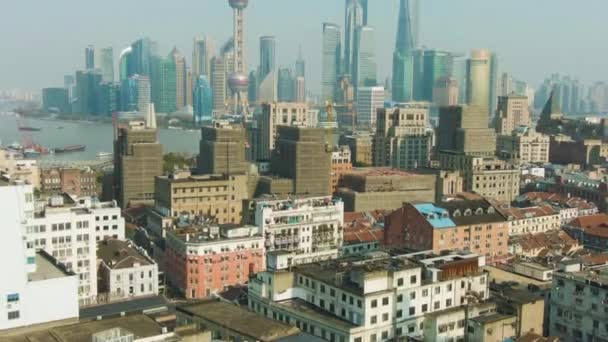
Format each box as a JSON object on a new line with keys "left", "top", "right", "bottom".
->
{"left": 470, "top": 313, "right": 515, "bottom": 324}
{"left": 5, "top": 314, "right": 163, "bottom": 342}
{"left": 28, "top": 252, "right": 74, "bottom": 281}
{"left": 178, "top": 300, "right": 300, "bottom": 341}
{"left": 293, "top": 256, "right": 419, "bottom": 295}
{"left": 278, "top": 298, "right": 357, "bottom": 330}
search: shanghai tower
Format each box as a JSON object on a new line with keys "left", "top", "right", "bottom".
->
{"left": 392, "top": 0, "right": 418, "bottom": 102}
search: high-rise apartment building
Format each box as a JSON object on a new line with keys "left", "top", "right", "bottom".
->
{"left": 192, "top": 37, "right": 215, "bottom": 77}
{"left": 197, "top": 121, "right": 248, "bottom": 176}
{"left": 170, "top": 47, "right": 187, "bottom": 109}
{"left": 344, "top": 0, "right": 368, "bottom": 78}
{"left": 98, "top": 47, "right": 114, "bottom": 82}
{"left": 193, "top": 75, "right": 213, "bottom": 124}
{"left": 85, "top": 45, "right": 95, "bottom": 70}
{"left": 452, "top": 56, "right": 468, "bottom": 105}
{"left": 494, "top": 94, "right": 531, "bottom": 135}
{"left": 259, "top": 36, "right": 276, "bottom": 85}
{"left": 322, "top": 23, "right": 342, "bottom": 102}
{"left": 421, "top": 50, "right": 453, "bottom": 102}
{"left": 356, "top": 86, "right": 384, "bottom": 126}
{"left": 373, "top": 103, "right": 432, "bottom": 170}
{"left": 114, "top": 119, "right": 163, "bottom": 209}
{"left": 151, "top": 56, "right": 177, "bottom": 114}
{"left": 271, "top": 126, "right": 331, "bottom": 195}
{"left": 98, "top": 82, "right": 120, "bottom": 116}
{"left": 466, "top": 49, "right": 492, "bottom": 120}
{"left": 211, "top": 56, "right": 227, "bottom": 115}
{"left": 258, "top": 102, "right": 312, "bottom": 160}
{"left": 353, "top": 26, "right": 377, "bottom": 89}
{"left": 392, "top": 0, "right": 418, "bottom": 102}
{"left": 74, "top": 70, "right": 102, "bottom": 115}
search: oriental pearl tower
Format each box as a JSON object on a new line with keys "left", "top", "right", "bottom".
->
{"left": 227, "top": 0, "right": 250, "bottom": 117}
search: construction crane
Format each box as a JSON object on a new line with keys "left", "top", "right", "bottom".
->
{"left": 325, "top": 101, "right": 334, "bottom": 151}
{"left": 15, "top": 110, "right": 46, "bottom": 153}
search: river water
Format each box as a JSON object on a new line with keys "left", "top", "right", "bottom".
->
{"left": 0, "top": 115, "right": 201, "bottom": 162}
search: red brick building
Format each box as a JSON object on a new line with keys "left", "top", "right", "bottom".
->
{"left": 40, "top": 167, "right": 98, "bottom": 197}
{"left": 385, "top": 196, "right": 509, "bottom": 263}
{"left": 165, "top": 224, "right": 265, "bottom": 299}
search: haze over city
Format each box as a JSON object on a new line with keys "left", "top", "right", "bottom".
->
{"left": 1, "top": 0, "right": 607, "bottom": 91}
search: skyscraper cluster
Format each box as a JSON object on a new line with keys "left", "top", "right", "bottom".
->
{"left": 534, "top": 74, "right": 608, "bottom": 115}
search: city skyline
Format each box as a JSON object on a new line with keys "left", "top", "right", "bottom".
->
{"left": 2, "top": 0, "right": 607, "bottom": 92}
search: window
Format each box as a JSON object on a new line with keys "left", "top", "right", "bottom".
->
{"left": 446, "top": 299, "right": 452, "bottom": 307}
{"left": 409, "top": 307, "right": 415, "bottom": 316}
{"left": 410, "top": 291, "right": 416, "bottom": 300}
{"left": 382, "top": 313, "right": 389, "bottom": 322}
{"left": 8, "top": 311, "right": 19, "bottom": 320}
{"left": 397, "top": 278, "right": 404, "bottom": 286}
{"left": 447, "top": 284, "right": 453, "bottom": 292}
{"left": 422, "top": 289, "right": 429, "bottom": 297}
{"left": 370, "top": 315, "right": 377, "bottom": 324}
{"left": 371, "top": 299, "right": 378, "bottom": 308}
{"left": 435, "top": 286, "right": 441, "bottom": 294}
{"left": 6, "top": 294, "right": 19, "bottom": 302}
{"left": 422, "top": 304, "right": 428, "bottom": 313}
{"left": 434, "top": 301, "right": 440, "bottom": 310}
{"left": 397, "top": 294, "right": 403, "bottom": 302}
{"left": 370, "top": 334, "right": 377, "bottom": 342}
{"left": 396, "top": 310, "right": 403, "bottom": 318}
{"left": 410, "top": 275, "right": 417, "bottom": 284}
{"left": 381, "top": 331, "right": 388, "bottom": 339}
{"left": 382, "top": 297, "right": 389, "bottom": 306}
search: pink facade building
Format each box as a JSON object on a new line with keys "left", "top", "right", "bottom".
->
{"left": 165, "top": 223, "right": 265, "bottom": 299}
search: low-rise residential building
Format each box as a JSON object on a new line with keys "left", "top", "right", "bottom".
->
{"left": 40, "top": 167, "right": 98, "bottom": 197}
{"left": 25, "top": 194, "right": 125, "bottom": 305}
{"left": 336, "top": 168, "right": 436, "bottom": 212}
{"left": 384, "top": 196, "right": 509, "bottom": 263}
{"left": 467, "top": 313, "right": 517, "bottom": 342}
{"left": 164, "top": 223, "right": 265, "bottom": 299}
{"left": 249, "top": 252, "right": 489, "bottom": 341}
{"left": 97, "top": 239, "right": 159, "bottom": 302}
{"left": 331, "top": 146, "right": 353, "bottom": 194}
{"left": 508, "top": 230, "right": 581, "bottom": 258}
{"left": 497, "top": 127, "right": 550, "bottom": 165}
{"left": 0, "top": 183, "right": 79, "bottom": 332}
{"left": 516, "top": 192, "right": 598, "bottom": 225}
{"left": 439, "top": 152, "right": 521, "bottom": 203}
{"left": 154, "top": 171, "right": 248, "bottom": 224}
{"left": 564, "top": 214, "right": 608, "bottom": 250}
{"left": 526, "top": 173, "right": 608, "bottom": 212}
{"left": 490, "top": 287, "right": 546, "bottom": 338}
{"left": 253, "top": 195, "right": 344, "bottom": 270}
{"left": 0, "top": 148, "right": 40, "bottom": 188}
{"left": 550, "top": 267, "right": 608, "bottom": 341}
{"left": 342, "top": 211, "right": 385, "bottom": 256}
{"left": 496, "top": 205, "right": 560, "bottom": 236}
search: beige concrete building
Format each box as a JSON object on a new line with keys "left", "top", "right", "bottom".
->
{"left": 466, "top": 49, "right": 492, "bottom": 118}
{"left": 497, "top": 205, "right": 560, "bottom": 236}
{"left": 340, "top": 133, "right": 373, "bottom": 166}
{"left": 40, "top": 167, "right": 98, "bottom": 197}
{"left": 437, "top": 105, "right": 496, "bottom": 157}
{"left": 271, "top": 126, "right": 331, "bottom": 196}
{"left": 416, "top": 168, "right": 465, "bottom": 202}
{"left": 154, "top": 171, "right": 248, "bottom": 224}
{"left": 114, "top": 121, "right": 163, "bottom": 208}
{"left": 336, "top": 168, "right": 436, "bottom": 212}
{"left": 439, "top": 152, "right": 520, "bottom": 203}
{"left": 497, "top": 127, "right": 549, "bottom": 165}
{"left": 373, "top": 103, "right": 432, "bottom": 170}
{"left": 467, "top": 314, "right": 517, "bottom": 342}
{"left": 494, "top": 93, "right": 531, "bottom": 135}
{"left": 258, "top": 102, "right": 312, "bottom": 160}
{"left": 197, "top": 121, "right": 248, "bottom": 176}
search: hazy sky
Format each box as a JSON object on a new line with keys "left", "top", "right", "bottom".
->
{"left": 1, "top": 0, "right": 606, "bottom": 92}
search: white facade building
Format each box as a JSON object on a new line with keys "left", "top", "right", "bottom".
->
{"left": 0, "top": 183, "right": 79, "bottom": 331}
{"left": 356, "top": 86, "right": 384, "bottom": 126}
{"left": 253, "top": 196, "right": 344, "bottom": 270}
{"left": 25, "top": 195, "right": 125, "bottom": 305}
{"left": 248, "top": 251, "right": 489, "bottom": 342}
{"left": 97, "top": 239, "right": 159, "bottom": 302}
{"left": 498, "top": 205, "right": 561, "bottom": 236}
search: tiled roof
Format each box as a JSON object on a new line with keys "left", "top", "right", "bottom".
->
{"left": 498, "top": 205, "right": 557, "bottom": 220}
{"left": 570, "top": 214, "right": 608, "bottom": 230}
{"left": 97, "top": 239, "right": 153, "bottom": 269}
{"left": 510, "top": 230, "right": 579, "bottom": 252}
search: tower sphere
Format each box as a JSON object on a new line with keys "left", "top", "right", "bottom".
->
{"left": 228, "top": 72, "right": 249, "bottom": 92}
{"left": 229, "top": 0, "right": 248, "bottom": 9}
